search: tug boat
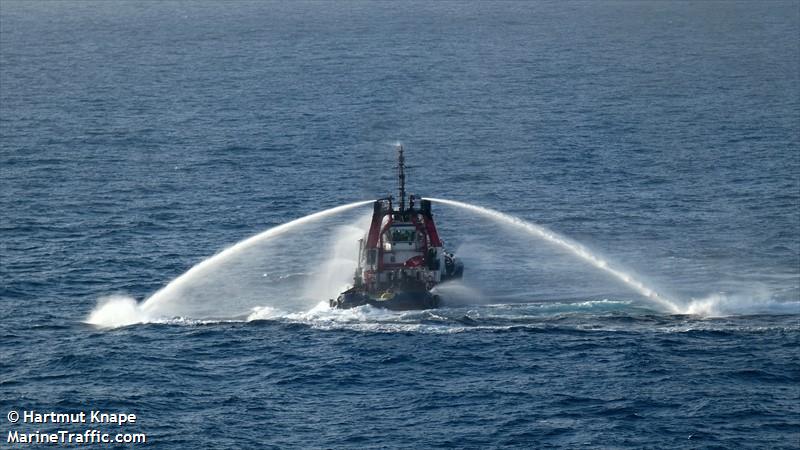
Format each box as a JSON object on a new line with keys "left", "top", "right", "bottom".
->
{"left": 330, "top": 145, "right": 463, "bottom": 310}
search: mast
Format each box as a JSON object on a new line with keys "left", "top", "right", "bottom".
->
{"left": 397, "top": 144, "right": 406, "bottom": 212}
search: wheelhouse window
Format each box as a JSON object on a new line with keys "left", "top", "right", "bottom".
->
{"left": 389, "top": 226, "right": 416, "bottom": 243}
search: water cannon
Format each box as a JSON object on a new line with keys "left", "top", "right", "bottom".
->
{"left": 420, "top": 199, "right": 432, "bottom": 217}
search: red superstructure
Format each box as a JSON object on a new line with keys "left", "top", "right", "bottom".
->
{"left": 331, "top": 145, "right": 463, "bottom": 310}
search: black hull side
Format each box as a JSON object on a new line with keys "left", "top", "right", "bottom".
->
{"left": 330, "top": 290, "right": 440, "bottom": 311}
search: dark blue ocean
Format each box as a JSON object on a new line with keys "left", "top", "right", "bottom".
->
{"left": 2, "top": 1, "right": 799, "bottom": 448}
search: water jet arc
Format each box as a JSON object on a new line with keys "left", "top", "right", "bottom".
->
{"left": 142, "top": 200, "right": 373, "bottom": 312}
{"left": 425, "top": 198, "right": 681, "bottom": 313}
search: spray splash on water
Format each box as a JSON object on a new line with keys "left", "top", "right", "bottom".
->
{"left": 425, "top": 198, "right": 683, "bottom": 313}
{"left": 683, "top": 285, "right": 799, "bottom": 316}
{"left": 86, "top": 295, "right": 151, "bottom": 328}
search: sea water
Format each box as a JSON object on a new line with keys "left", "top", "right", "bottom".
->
{"left": 2, "top": 2, "right": 798, "bottom": 448}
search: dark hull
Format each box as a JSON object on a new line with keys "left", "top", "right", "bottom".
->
{"left": 330, "top": 289, "right": 440, "bottom": 311}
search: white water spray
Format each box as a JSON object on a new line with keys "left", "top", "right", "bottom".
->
{"left": 87, "top": 201, "right": 372, "bottom": 327}
{"left": 301, "top": 216, "right": 371, "bottom": 303}
{"left": 87, "top": 196, "right": 794, "bottom": 329}
{"left": 425, "top": 198, "right": 682, "bottom": 313}
{"left": 143, "top": 200, "right": 372, "bottom": 312}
